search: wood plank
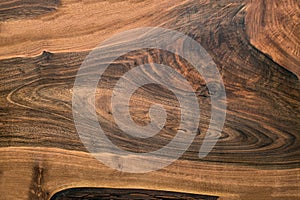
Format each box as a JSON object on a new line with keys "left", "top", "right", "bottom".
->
{"left": 0, "top": 0, "right": 299, "bottom": 199}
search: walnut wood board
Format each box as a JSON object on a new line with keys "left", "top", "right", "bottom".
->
{"left": 0, "top": 0, "right": 299, "bottom": 200}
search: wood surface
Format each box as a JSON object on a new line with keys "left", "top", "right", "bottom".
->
{"left": 0, "top": 0, "right": 299, "bottom": 199}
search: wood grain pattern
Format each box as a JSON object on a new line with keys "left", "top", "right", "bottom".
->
{"left": 0, "top": 0, "right": 299, "bottom": 199}
{"left": 0, "top": 0, "right": 60, "bottom": 21}
{"left": 0, "top": 0, "right": 181, "bottom": 59}
{"left": 245, "top": 0, "right": 300, "bottom": 78}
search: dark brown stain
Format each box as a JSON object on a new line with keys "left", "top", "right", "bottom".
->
{"left": 28, "top": 162, "right": 50, "bottom": 200}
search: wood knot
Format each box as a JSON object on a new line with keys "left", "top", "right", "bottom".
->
{"left": 41, "top": 51, "right": 53, "bottom": 60}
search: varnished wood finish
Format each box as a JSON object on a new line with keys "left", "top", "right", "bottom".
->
{"left": 0, "top": 0, "right": 299, "bottom": 199}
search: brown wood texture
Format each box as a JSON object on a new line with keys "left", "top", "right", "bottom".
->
{"left": 246, "top": 0, "right": 300, "bottom": 78}
{"left": 0, "top": 0, "right": 299, "bottom": 199}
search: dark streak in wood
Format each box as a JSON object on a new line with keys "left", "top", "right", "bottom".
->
{"left": 50, "top": 187, "right": 218, "bottom": 200}
{"left": 28, "top": 162, "right": 49, "bottom": 200}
